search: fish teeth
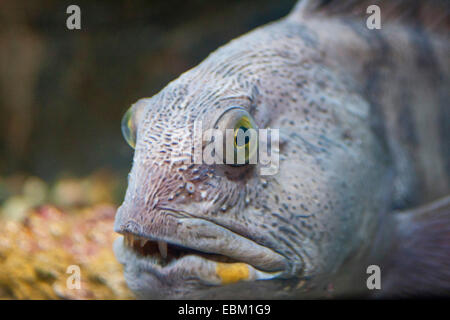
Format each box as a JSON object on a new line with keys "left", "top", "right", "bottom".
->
{"left": 124, "top": 234, "right": 147, "bottom": 248}
{"left": 124, "top": 234, "right": 169, "bottom": 260}
{"left": 253, "top": 269, "right": 281, "bottom": 281}
{"left": 158, "top": 241, "right": 168, "bottom": 259}
{"left": 124, "top": 234, "right": 133, "bottom": 246}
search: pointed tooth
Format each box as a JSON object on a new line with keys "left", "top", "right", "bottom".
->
{"left": 158, "top": 241, "right": 168, "bottom": 259}
{"left": 140, "top": 238, "right": 147, "bottom": 247}
{"left": 253, "top": 268, "right": 281, "bottom": 280}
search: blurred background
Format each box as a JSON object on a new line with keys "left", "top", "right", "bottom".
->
{"left": 0, "top": 0, "right": 296, "bottom": 210}
{"left": 0, "top": 0, "right": 296, "bottom": 299}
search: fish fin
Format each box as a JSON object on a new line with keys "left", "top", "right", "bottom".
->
{"left": 289, "top": 0, "right": 449, "bottom": 32}
{"left": 380, "top": 195, "right": 450, "bottom": 297}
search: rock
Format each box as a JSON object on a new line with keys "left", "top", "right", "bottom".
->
{"left": 0, "top": 204, "right": 134, "bottom": 299}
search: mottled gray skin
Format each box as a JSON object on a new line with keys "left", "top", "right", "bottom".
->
{"left": 114, "top": 0, "right": 449, "bottom": 299}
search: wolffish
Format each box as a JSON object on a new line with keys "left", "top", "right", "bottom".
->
{"left": 113, "top": 0, "right": 450, "bottom": 299}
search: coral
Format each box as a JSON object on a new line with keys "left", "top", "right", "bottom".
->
{"left": 0, "top": 204, "right": 134, "bottom": 299}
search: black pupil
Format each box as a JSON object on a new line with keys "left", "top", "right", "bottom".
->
{"left": 236, "top": 126, "right": 250, "bottom": 146}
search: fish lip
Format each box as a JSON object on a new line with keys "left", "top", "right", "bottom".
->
{"left": 114, "top": 217, "right": 288, "bottom": 278}
{"left": 114, "top": 236, "right": 222, "bottom": 287}
{"left": 114, "top": 235, "right": 284, "bottom": 291}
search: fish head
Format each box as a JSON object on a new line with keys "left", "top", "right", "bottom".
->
{"left": 114, "top": 21, "right": 391, "bottom": 299}
{"left": 113, "top": 79, "right": 292, "bottom": 299}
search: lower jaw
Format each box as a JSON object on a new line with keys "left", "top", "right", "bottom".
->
{"left": 113, "top": 236, "right": 281, "bottom": 288}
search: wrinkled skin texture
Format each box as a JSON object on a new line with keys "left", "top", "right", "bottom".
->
{"left": 114, "top": 1, "right": 449, "bottom": 299}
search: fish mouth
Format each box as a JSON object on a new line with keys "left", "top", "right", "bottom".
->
{"left": 114, "top": 217, "right": 287, "bottom": 288}
{"left": 122, "top": 234, "right": 244, "bottom": 265}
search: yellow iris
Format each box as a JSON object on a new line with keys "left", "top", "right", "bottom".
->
{"left": 234, "top": 116, "right": 252, "bottom": 148}
{"left": 121, "top": 107, "right": 137, "bottom": 149}
{"left": 233, "top": 115, "right": 257, "bottom": 164}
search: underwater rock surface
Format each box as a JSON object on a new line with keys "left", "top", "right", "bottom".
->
{"left": 0, "top": 204, "right": 134, "bottom": 299}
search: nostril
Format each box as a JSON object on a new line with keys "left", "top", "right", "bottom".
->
{"left": 114, "top": 206, "right": 144, "bottom": 234}
{"left": 123, "top": 220, "right": 143, "bottom": 234}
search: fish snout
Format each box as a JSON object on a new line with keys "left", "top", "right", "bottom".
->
{"left": 114, "top": 200, "right": 183, "bottom": 240}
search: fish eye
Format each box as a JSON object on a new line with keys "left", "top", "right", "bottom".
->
{"left": 121, "top": 107, "right": 137, "bottom": 149}
{"left": 234, "top": 119, "right": 251, "bottom": 148}
{"left": 232, "top": 114, "right": 258, "bottom": 165}
{"left": 121, "top": 98, "right": 151, "bottom": 149}
{"left": 214, "top": 108, "right": 258, "bottom": 165}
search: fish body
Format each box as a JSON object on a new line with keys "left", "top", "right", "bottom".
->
{"left": 114, "top": 0, "right": 450, "bottom": 299}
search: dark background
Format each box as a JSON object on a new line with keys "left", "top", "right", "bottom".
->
{"left": 0, "top": 0, "right": 296, "bottom": 182}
